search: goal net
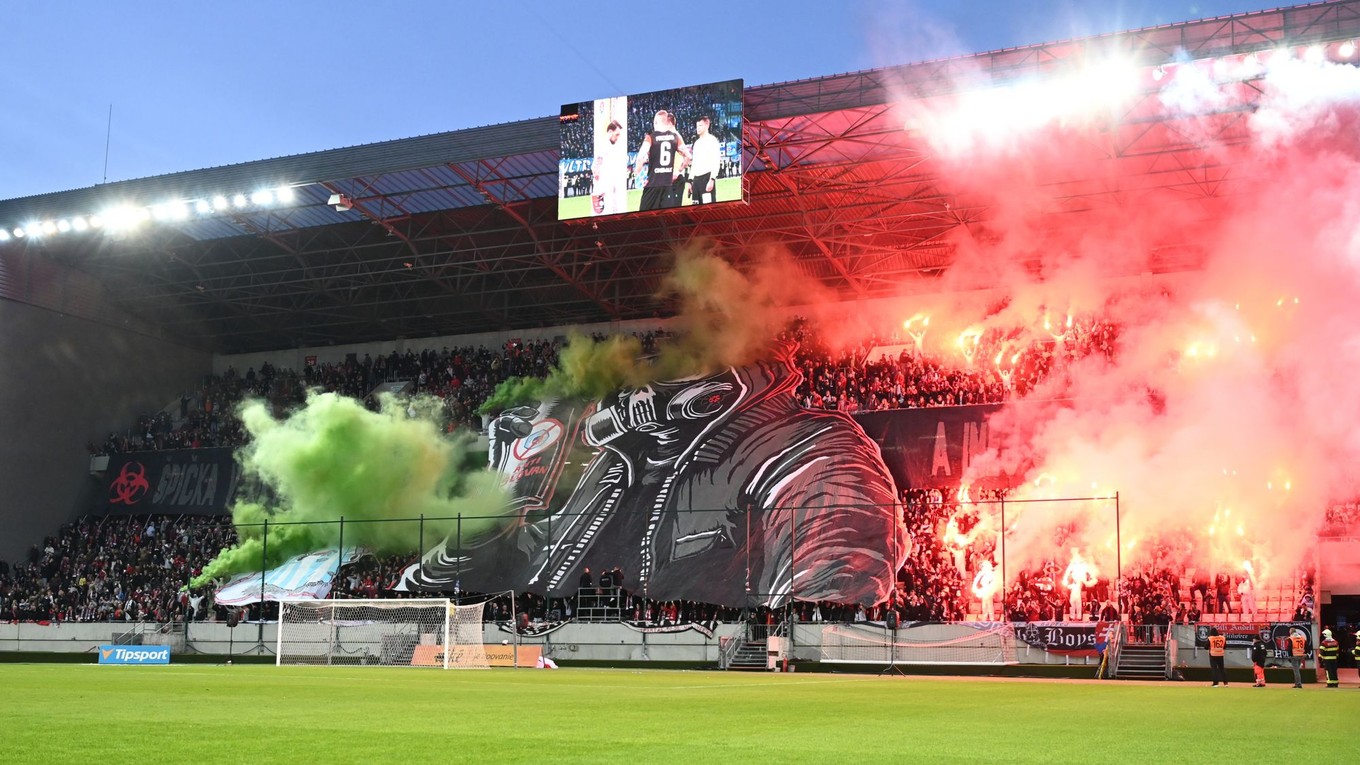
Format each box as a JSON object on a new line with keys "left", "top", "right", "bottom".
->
{"left": 276, "top": 598, "right": 489, "bottom": 669}
{"left": 820, "top": 623, "right": 1018, "bottom": 666}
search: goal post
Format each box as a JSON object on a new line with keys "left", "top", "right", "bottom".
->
{"left": 276, "top": 598, "right": 490, "bottom": 669}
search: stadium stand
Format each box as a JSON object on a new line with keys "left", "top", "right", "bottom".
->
{"left": 0, "top": 316, "right": 1316, "bottom": 629}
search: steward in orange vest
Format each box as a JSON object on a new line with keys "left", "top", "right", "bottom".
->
{"left": 1208, "top": 628, "right": 1228, "bottom": 686}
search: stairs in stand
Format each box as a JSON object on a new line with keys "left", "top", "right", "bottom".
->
{"left": 726, "top": 640, "right": 769, "bottom": 671}
{"left": 1115, "top": 644, "right": 1167, "bottom": 680}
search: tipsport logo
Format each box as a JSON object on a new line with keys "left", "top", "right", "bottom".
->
{"left": 97, "top": 645, "right": 171, "bottom": 665}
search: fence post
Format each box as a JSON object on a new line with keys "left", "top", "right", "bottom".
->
{"left": 336, "top": 517, "right": 345, "bottom": 592}
{"left": 418, "top": 513, "right": 425, "bottom": 582}
{"left": 258, "top": 519, "right": 268, "bottom": 645}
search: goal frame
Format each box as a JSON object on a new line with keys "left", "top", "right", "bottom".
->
{"left": 275, "top": 598, "right": 459, "bottom": 669}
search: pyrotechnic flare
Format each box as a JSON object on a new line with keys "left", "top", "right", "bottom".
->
{"left": 971, "top": 559, "right": 999, "bottom": 621}
{"left": 1062, "top": 549, "right": 1097, "bottom": 621}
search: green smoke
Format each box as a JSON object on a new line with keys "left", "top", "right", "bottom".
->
{"left": 191, "top": 391, "right": 512, "bottom": 586}
{"left": 482, "top": 247, "right": 799, "bottom": 413}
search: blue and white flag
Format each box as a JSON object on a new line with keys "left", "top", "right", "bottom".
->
{"left": 214, "top": 547, "right": 361, "bottom": 606}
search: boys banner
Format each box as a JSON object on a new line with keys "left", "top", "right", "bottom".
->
{"left": 405, "top": 352, "right": 910, "bottom": 608}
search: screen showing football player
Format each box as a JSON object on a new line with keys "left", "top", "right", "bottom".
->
{"left": 689, "top": 115, "right": 721, "bottom": 205}
{"left": 634, "top": 109, "right": 691, "bottom": 211}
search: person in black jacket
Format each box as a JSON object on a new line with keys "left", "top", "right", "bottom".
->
{"left": 1250, "top": 635, "right": 1269, "bottom": 687}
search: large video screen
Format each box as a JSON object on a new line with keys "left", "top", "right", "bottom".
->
{"left": 558, "top": 79, "right": 743, "bottom": 220}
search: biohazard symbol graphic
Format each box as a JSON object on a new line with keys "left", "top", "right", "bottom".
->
{"left": 109, "top": 462, "right": 150, "bottom": 505}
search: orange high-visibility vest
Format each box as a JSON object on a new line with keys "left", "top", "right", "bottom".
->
{"left": 1209, "top": 635, "right": 1226, "bottom": 656}
{"left": 1290, "top": 635, "right": 1307, "bottom": 657}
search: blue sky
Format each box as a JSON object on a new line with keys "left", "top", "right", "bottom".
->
{"left": 0, "top": 0, "right": 1272, "bottom": 200}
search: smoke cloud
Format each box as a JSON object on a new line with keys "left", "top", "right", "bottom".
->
{"left": 888, "top": 53, "right": 1360, "bottom": 580}
{"left": 482, "top": 244, "right": 834, "bottom": 411}
{"left": 191, "top": 392, "right": 510, "bottom": 585}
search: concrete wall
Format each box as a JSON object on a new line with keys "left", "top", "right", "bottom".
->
{"left": 0, "top": 299, "right": 210, "bottom": 562}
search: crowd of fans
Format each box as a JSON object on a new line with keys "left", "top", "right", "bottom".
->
{"left": 790, "top": 314, "right": 1118, "bottom": 413}
{"left": 0, "top": 514, "right": 236, "bottom": 624}
{"left": 97, "top": 314, "right": 1122, "bottom": 456}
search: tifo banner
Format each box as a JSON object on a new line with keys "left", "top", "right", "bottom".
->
{"left": 853, "top": 404, "right": 1008, "bottom": 489}
{"left": 213, "top": 548, "right": 361, "bottom": 606}
{"left": 102, "top": 448, "right": 239, "bottom": 515}
{"left": 407, "top": 351, "right": 909, "bottom": 607}
{"left": 1194, "top": 621, "right": 1313, "bottom": 660}
{"left": 98, "top": 645, "right": 171, "bottom": 665}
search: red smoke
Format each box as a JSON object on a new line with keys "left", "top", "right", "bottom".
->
{"left": 880, "top": 53, "right": 1360, "bottom": 583}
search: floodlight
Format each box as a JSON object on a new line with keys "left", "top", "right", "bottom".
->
{"left": 88, "top": 215, "right": 103, "bottom": 229}
{"left": 40, "top": 221, "right": 57, "bottom": 235}
{"left": 195, "top": 200, "right": 212, "bottom": 214}
{"left": 0, "top": 229, "right": 9, "bottom": 242}
{"left": 232, "top": 193, "right": 248, "bottom": 208}
{"left": 72, "top": 216, "right": 89, "bottom": 232}
{"left": 12, "top": 227, "right": 24, "bottom": 238}
{"left": 168, "top": 201, "right": 189, "bottom": 221}
{"left": 250, "top": 189, "right": 274, "bottom": 205}
{"left": 212, "top": 195, "right": 229, "bottom": 210}
{"left": 274, "top": 186, "right": 296, "bottom": 204}
{"left": 1305, "top": 45, "right": 1325, "bottom": 64}
{"left": 1340, "top": 41, "right": 1356, "bottom": 59}
{"left": 56, "top": 219, "right": 71, "bottom": 233}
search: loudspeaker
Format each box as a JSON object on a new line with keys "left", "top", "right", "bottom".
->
{"left": 226, "top": 611, "right": 240, "bottom": 628}
{"left": 886, "top": 610, "right": 899, "bottom": 630}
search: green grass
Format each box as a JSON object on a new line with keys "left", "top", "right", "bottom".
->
{"left": 2, "top": 664, "right": 1355, "bottom": 763}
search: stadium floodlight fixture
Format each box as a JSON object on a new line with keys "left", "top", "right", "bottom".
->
{"left": 56, "top": 219, "right": 71, "bottom": 233}
{"left": 195, "top": 199, "right": 213, "bottom": 214}
{"left": 1340, "top": 41, "right": 1357, "bottom": 59}
{"left": 72, "top": 216, "right": 89, "bottom": 232}
{"left": 103, "top": 204, "right": 148, "bottom": 230}
{"left": 40, "top": 220, "right": 58, "bottom": 235}
{"left": 232, "top": 193, "right": 248, "bottom": 208}
{"left": 12, "top": 227, "right": 25, "bottom": 238}
{"left": 212, "top": 195, "right": 229, "bottom": 211}
{"left": 87, "top": 215, "right": 103, "bottom": 229}
{"left": 1304, "top": 44, "right": 1325, "bottom": 64}
{"left": 0, "top": 229, "right": 9, "bottom": 242}
{"left": 250, "top": 189, "right": 274, "bottom": 206}
{"left": 168, "top": 201, "right": 190, "bottom": 221}
{"left": 274, "top": 185, "right": 296, "bottom": 204}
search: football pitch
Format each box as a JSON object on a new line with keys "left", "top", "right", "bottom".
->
{"left": 2, "top": 664, "right": 1354, "bottom": 764}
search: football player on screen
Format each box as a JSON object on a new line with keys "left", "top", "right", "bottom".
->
{"left": 634, "top": 110, "right": 691, "bottom": 211}
{"left": 591, "top": 120, "right": 629, "bottom": 216}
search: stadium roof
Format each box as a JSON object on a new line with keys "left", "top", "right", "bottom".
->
{"left": 2, "top": 1, "right": 1358, "bottom": 354}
